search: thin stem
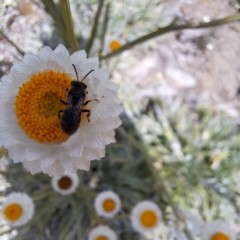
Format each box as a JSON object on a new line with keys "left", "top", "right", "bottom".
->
{"left": 85, "top": 0, "right": 105, "bottom": 54}
{"left": 0, "top": 30, "right": 24, "bottom": 56}
{"left": 100, "top": 13, "right": 240, "bottom": 60}
{"left": 59, "top": 0, "right": 79, "bottom": 52}
{"left": 98, "top": 2, "right": 110, "bottom": 56}
{"left": 41, "top": 0, "right": 69, "bottom": 47}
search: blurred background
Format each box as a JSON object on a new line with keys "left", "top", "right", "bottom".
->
{"left": 1, "top": 0, "right": 240, "bottom": 239}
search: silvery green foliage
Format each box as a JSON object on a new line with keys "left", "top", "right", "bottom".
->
{"left": 135, "top": 98, "right": 240, "bottom": 223}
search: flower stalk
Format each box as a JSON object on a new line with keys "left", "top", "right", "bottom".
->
{"left": 100, "top": 13, "right": 240, "bottom": 60}
{"left": 85, "top": 0, "right": 105, "bottom": 54}
{"left": 0, "top": 30, "right": 25, "bottom": 56}
{"left": 99, "top": 2, "right": 110, "bottom": 56}
{"left": 59, "top": 0, "right": 79, "bottom": 52}
{"left": 41, "top": 0, "right": 69, "bottom": 47}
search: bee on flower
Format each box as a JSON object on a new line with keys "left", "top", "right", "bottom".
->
{"left": 2, "top": 192, "right": 34, "bottom": 227}
{"left": 0, "top": 44, "right": 122, "bottom": 178}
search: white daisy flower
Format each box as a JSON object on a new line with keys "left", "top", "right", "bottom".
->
{"left": 168, "top": 210, "right": 202, "bottom": 240}
{"left": 51, "top": 172, "right": 79, "bottom": 195}
{"left": 130, "top": 200, "right": 162, "bottom": 235}
{"left": 88, "top": 225, "right": 117, "bottom": 240}
{"left": 104, "top": 36, "right": 124, "bottom": 53}
{"left": 0, "top": 44, "right": 122, "bottom": 178}
{"left": 94, "top": 190, "right": 121, "bottom": 218}
{"left": 201, "top": 220, "right": 235, "bottom": 240}
{"left": 2, "top": 192, "right": 34, "bottom": 227}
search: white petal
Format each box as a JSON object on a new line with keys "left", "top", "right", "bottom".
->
{"left": 39, "top": 46, "right": 54, "bottom": 61}
{"left": 8, "top": 144, "right": 26, "bottom": 163}
{"left": 71, "top": 50, "right": 87, "bottom": 64}
{"left": 98, "top": 117, "right": 122, "bottom": 131}
{"left": 58, "top": 155, "right": 78, "bottom": 173}
{"left": 23, "top": 52, "right": 39, "bottom": 64}
{"left": 82, "top": 147, "right": 105, "bottom": 160}
{"left": 46, "top": 160, "right": 65, "bottom": 178}
{"left": 54, "top": 44, "right": 70, "bottom": 56}
{"left": 39, "top": 154, "right": 56, "bottom": 171}
{"left": 76, "top": 158, "right": 91, "bottom": 171}
{"left": 11, "top": 61, "right": 26, "bottom": 73}
{"left": 100, "top": 130, "right": 116, "bottom": 145}
{"left": 23, "top": 160, "right": 42, "bottom": 174}
{"left": 25, "top": 144, "right": 53, "bottom": 161}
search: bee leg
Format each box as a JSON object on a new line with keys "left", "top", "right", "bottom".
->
{"left": 58, "top": 110, "right": 64, "bottom": 119}
{"left": 82, "top": 109, "right": 91, "bottom": 122}
{"left": 83, "top": 99, "right": 99, "bottom": 106}
{"left": 60, "top": 100, "right": 68, "bottom": 105}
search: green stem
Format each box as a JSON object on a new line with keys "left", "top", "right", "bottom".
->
{"left": 85, "top": 0, "right": 105, "bottom": 54}
{"left": 41, "top": 0, "right": 69, "bottom": 47}
{"left": 59, "top": 0, "right": 79, "bottom": 52}
{"left": 118, "top": 127, "right": 194, "bottom": 240}
{"left": 0, "top": 30, "right": 24, "bottom": 56}
{"left": 100, "top": 13, "right": 240, "bottom": 60}
{"left": 98, "top": 2, "right": 110, "bottom": 56}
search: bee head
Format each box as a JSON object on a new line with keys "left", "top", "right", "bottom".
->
{"left": 72, "top": 64, "right": 94, "bottom": 83}
{"left": 71, "top": 81, "right": 87, "bottom": 90}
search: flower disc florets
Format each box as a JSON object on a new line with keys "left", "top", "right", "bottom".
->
{"left": 0, "top": 44, "right": 122, "bottom": 177}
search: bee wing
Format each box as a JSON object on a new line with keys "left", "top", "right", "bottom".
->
{"left": 75, "top": 96, "right": 85, "bottom": 109}
{"left": 67, "top": 94, "right": 74, "bottom": 108}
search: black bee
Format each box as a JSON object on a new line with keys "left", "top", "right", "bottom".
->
{"left": 58, "top": 64, "right": 98, "bottom": 135}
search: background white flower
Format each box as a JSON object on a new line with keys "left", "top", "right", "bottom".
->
{"left": 0, "top": 44, "right": 122, "bottom": 178}
{"left": 201, "top": 220, "right": 235, "bottom": 240}
{"left": 168, "top": 210, "right": 202, "bottom": 240}
{"left": 104, "top": 35, "right": 124, "bottom": 53}
{"left": 2, "top": 192, "right": 34, "bottom": 227}
{"left": 88, "top": 225, "right": 117, "bottom": 240}
{"left": 51, "top": 172, "right": 79, "bottom": 195}
{"left": 130, "top": 200, "right": 162, "bottom": 235}
{"left": 94, "top": 190, "right": 121, "bottom": 218}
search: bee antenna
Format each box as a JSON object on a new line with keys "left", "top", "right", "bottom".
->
{"left": 81, "top": 69, "right": 94, "bottom": 82}
{"left": 72, "top": 64, "right": 79, "bottom": 81}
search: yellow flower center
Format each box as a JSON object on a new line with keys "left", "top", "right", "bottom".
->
{"left": 4, "top": 203, "right": 23, "bottom": 221}
{"left": 211, "top": 232, "right": 230, "bottom": 240}
{"left": 15, "top": 70, "right": 72, "bottom": 143}
{"left": 58, "top": 176, "right": 73, "bottom": 190}
{"left": 109, "top": 40, "right": 122, "bottom": 51}
{"left": 140, "top": 210, "right": 158, "bottom": 228}
{"left": 102, "top": 199, "right": 116, "bottom": 212}
{"left": 96, "top": 236, "right": 108, "bottom": 240}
